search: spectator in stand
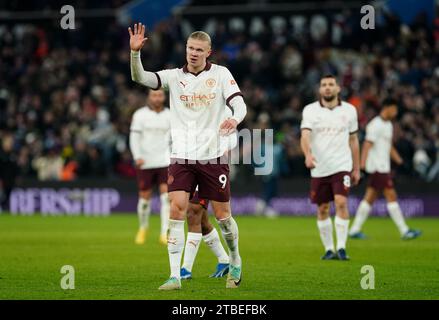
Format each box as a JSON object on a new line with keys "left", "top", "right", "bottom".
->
{"left": 0, "top": 134, "right": 20, "bottom": 211}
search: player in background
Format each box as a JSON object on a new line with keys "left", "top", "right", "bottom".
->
{"left": 349, "top": 99, "right": 422, "bottom": 240}
{"left": 129, "top": 23, "right": 246, "bottom": 290}
{"left": 129, "top": 88, "right": 171, "bottom": 245}
{"left": 180, "top": 110, "right": 238, "bottom": 280}
{"left": 300, "top": 75, "right": 360, "bottom": 261}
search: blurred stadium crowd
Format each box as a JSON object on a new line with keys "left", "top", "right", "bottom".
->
{"left": 1, "top": 3, "right": 439, "bottom": 183}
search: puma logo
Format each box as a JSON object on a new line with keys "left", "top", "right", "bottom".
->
{"left": 180, "top": 81, "right": 187, "bottom": 88}
{"left": 189, "top": 240, "right": 199, "bottom": 247}
{"left": 167, "top": 238, "right": 177, "bottom": 245}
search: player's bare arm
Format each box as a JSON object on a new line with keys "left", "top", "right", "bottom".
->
{"left": 349, "top": 133, "right": 361, "bottom": 185}
{"left": 390, "top": 146, "right": 403, "bottom": 165}
{"left": 128, "top": 23, "right": 160, "bottom": 89}
{"left": 300, "top": 129, "right": 317, "bottom": 169}
{"left": 360, "top": 140, "right": 373, "bottom": 170}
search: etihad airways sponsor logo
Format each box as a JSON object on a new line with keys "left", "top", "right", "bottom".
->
{"left": 179, "top": 93, "right": 216, "bottom": 101}
{"left": 180, "top": 93, "right": 217, "bottom": 108}
{"left": 315, "top": 126, "right": 347, "bottom": 135}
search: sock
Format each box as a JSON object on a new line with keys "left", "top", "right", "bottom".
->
{"left": 335, "top": 216, "right": 350, "bottom": 250}
{"left": 217, "top": 216, "right": 241, "bottom": 266}
{"left": 317, "top": 218, "right": 335, "bottom": 252}
{"left": 349, "top": 200, "right": 372, "bottom": 235}
{"left": 387, "top": 202, "right": 409, "bottom": 235}
{"left": 137, "top": 198, "right": 150, "bottom": 230}
{"left": 160, "top": 193, "right": 170, "bottom": 236}
{"left": 203, "top": 228, "right": 229, "bottom": 264}
{"left": 167, "top": 219, "right": 185, "bottom": 279}
{"left": 182, "top": 232, "right": 202, "bottom": 272}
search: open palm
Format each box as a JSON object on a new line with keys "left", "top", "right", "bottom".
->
{"left": 128, "top": 23, "right": 148, "bottom": 51}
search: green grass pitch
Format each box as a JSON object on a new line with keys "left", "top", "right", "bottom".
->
{"left": 0, "top": 213, "right": 438, "bottom": 300}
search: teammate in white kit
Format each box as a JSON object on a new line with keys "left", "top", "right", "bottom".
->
{"left": 129, "top": 23, "right": 246, "bottom": 290}
{"left": 300, "top": 75, "right": 360, "bottom": 261}
{"left": 349, "top": 99, "right": 422, "bottom": 240}
{"left": 129, "top": 88, "right": 171, "bottom": 245}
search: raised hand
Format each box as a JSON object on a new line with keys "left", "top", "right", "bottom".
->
{"left": 128, "top": 23, "right": 148, "bottom": 52}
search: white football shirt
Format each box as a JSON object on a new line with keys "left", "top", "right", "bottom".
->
{"left": 130, "top": 106, "right": 171, "bottom": 169}
{"left": 301, "top": 100, "right": 358, "bottom": 178}
{"left": 156, "top": 62, "right": 242, "bottom": 160}
{"left": 365, "top": 116, "right": 393, "bottom": 173}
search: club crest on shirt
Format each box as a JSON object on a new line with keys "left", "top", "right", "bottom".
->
{"left": 206, "top": 78, "right": 216, "bottom": 88}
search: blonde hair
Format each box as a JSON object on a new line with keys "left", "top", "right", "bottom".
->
{"left": 188, "top": 31, "right": 212, "bottom": 47}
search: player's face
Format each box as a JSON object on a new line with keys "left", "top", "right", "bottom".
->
{"left": 1, "top": 135, "right": 13, "bottom": 152}
{"left": 387, "top": 105, "right": 398, "bottom": 120}
{"left": 148, "top": 90, "right": 165, "bottom": 109}
{"left": 186, "top": 38, "right": 211, "bottom": 69}
{"left": 319, "top": 78, "right": 340, "bottom": 102}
